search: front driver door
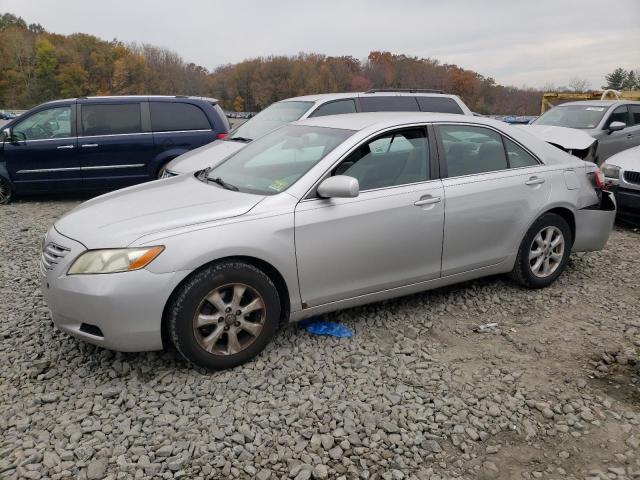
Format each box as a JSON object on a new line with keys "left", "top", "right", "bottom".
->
{"left": 295, "top": 126, "right": 444, "bottom": 308}
{"left": 4, "top": 104, "right": 79, "bottom": 193}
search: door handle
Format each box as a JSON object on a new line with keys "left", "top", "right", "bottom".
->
{"left": 56, "top": 145, "right": 74, "bottom": 150}
{"left": 626, "top": 134, "right": 633, "bottom": 139}
{"left": 525, "top": 176, "right": 545, "bottom": 186}
{"left": 81, "top": 143, "right": 99, "bottom": 148}
{"left": 414, "top": 196, "right": 441, "bottom": 206}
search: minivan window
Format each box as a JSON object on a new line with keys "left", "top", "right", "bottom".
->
{"left": 439, "top": 125, "right": 508, "bottom": 177}
{"left": 360, "top": 96, "right": 420, "bottom": 112}
{"left": 150, "top": 102, "right": 211, "bottom": 132}
{"left": 417, "top": 96, "right": 464, "bottom": 114}
{"left": 310, "top": 99, "right": 357, "bottom": 117}
{"left": 81, "top": 103, "right": 142, "bottom": 136}
{"left": 12, "top": 106, "right": 72, "bottom": 140}
{"left": 206, "top": 124, "right": 353, "bottom": 195}
{"left": 229, "top": 101, "right": 313, "bottom": 141}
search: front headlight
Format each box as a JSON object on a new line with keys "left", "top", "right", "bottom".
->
{"left": 601, "top": 164, "right": 620, "bottom": 179}
{"left": 68, "top": 246, "right": 164, "bottom": 275}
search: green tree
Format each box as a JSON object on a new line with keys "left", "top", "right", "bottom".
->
{"left": 603, "top": 68, "right": 628, "bottom": 90}
{"left": 57, "top": 63, "right": 88, "bottom": 97}
{"left": 33, "top": 37, "right": 59, "bottom": 101}
{"left": 623, "top": 70, "right": 638, "bottom": 90}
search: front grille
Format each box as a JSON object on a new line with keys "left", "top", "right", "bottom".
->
{"left": 624, "top": 171, "right": 640, "bottom": 185}
{"left": 41, "top": 242, "right": 70, "bottom": 271}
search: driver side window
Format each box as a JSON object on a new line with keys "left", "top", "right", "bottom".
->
{"left": 13, "top": 106, "right": 72, "bottom": 141}
{"left": 605, "top": 106, "right": 630, "bottom": 128}
{"left": 332, "top": 128, "right": 429, "bottom": 191}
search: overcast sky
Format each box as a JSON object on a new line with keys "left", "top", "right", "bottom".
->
{"left": 3, "top": 0, "right": 639, "bottom": 89}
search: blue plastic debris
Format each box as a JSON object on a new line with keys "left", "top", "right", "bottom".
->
{"left": 298, "top": 317, "right": 353, "bottom": 338}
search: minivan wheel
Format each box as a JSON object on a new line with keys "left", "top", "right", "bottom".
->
{"left": 510, "top": 213, "right": 572, "bottom": 289}
{"left": 0, "top": 177, "right": 13, "bottom": 204}
{"left": 168, "top": 261, "right": 281, "bottom": 370}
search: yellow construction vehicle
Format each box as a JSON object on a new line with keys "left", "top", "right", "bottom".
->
{"left": 541, "top": 89, "right": 640, "bottom": 114}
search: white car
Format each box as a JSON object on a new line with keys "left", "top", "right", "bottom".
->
{"left": 162, "top": 90, "right": 473, "bottom": 176}
{"left": 601, "top": 145, "right": 640, "bottom": 225}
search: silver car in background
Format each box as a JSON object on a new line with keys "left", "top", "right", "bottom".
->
{"left": 41, "top": 112, "right": 615, "bottom": 370}
{"left": 162, "top": 90, "right": 473, "bottom": 176}
{"left": 531, "top": 100, "right": 640, "bottom": 163}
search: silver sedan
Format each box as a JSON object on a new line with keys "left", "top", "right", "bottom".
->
{"left": 41, "top": 112, "right": 616, "bottom": 370}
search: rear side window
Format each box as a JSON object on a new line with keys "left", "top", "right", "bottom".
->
{"left": 81, "top": 103, "right": 141, "bottom": 136}
{"left": 504, "top": 138, "right": 538, "bottom": 168}
{"left": 310, "top": 99, "right": 357, "bottom": 117}
{"left": 150, "top": 102, "right": 211, "bottom": 132}
{"left": 630, "top": 105, "right": 640, "bottom": 125}
{"left": 417, "top": 96, "right": 464, "bottom": 114}
{"left": 606, "top": 105, "right": 630, "bottom": 127}
{"left": 360, "top": 96, "right": 420, "bottom": 112}
{"left": 439, "top": 125, "right": 508, "bottom": 177}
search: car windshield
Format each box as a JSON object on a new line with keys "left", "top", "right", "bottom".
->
{"left": 533, "top": 105, "right": 607, "bottom": 129}
{"left": 204, "top": 124, "right": 354, "bottom": 195}
{"left": 228, "top": 101, "right": 313, "bottom": 141}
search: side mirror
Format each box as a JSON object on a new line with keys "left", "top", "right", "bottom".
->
{"left": 2, "top": 127, "right": 11, "bottom": 140}
{"left": 317, "top": 175, "right": 359, "bottom": 199}
{"left": 608, "top": 121, "right": 626, "bottom": 133}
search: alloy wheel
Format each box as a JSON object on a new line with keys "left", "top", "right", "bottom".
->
{"left": 528, "top": 226, "right": 564, "bottom": 278}
{"left": 192, "top": 283, "right": 266, "bottom": 355}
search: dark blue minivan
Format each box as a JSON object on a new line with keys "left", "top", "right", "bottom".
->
{"left": 0, "top": 95, "right": 229, "bottom": 203}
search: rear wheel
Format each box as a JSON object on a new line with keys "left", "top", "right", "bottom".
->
{"left": 0, "top": 177, "right": 13, "bottom": 204}
{"left": 168, "top": 261, "right": 281, "bottom": 370}
{"left": 510, "top": 213, "right": 572, "bottom": 288}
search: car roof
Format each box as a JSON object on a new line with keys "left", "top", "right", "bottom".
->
{"left": 42, "top": 95, "right": 219, "bottom": 105}
{"left": 556, "top": 100, "right": 640, "bottom": 107}
{"left": 282, "top": 91, "right": 462, "bottom": 103}
{"left": 293, "top": 111, "right": 502, "bottom": 131}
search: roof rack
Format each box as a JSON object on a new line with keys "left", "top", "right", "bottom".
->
{"left": 364, "top": 88, "right": 446, "bottom": 94}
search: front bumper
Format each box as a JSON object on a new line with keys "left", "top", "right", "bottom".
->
{"left": 41, "top": 227, "right": 191, "bottom": 352}
{"left": 612, "top": 186, "right": 640, "bottom": 225}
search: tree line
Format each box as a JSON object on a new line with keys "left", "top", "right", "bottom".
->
{"left": 1, "top": 12, "right": 636, "bottom": 115}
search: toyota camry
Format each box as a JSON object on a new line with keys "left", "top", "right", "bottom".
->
{"left": 41, "top": 112, "right": 616, "bottom": 370}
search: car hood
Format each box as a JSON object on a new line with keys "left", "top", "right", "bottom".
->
{"left": 166, "top": 140, "right": 246, "bottom": 174}
{"left": 55, "top": 174, "right": 265, "bottom": 248}
{"left": 517, "top": 125, "right": 596, "bottom": 150}
{"left": 602, "top": 145, "right": 640, "bottom": 170}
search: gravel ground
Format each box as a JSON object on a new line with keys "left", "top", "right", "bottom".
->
{"left": 1, "top": 197, "right": 640, "bottom": 480}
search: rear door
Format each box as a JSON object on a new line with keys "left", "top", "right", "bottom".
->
{"left": 78, "top": 101, "right": 155, "bottom": 190}
{"left": 150, "top": 101, "right": 215, "bottom": 166}
{"left": 4, "top": 103, "right": 79, "bottom": 193}
{"left": 436, "top": 123, "right": 551, "bottom": 276}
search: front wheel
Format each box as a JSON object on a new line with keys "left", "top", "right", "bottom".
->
{"left": 510, "top": 213, "right": 572, "bottom": 288}
{"left": 168, "top": 261, "right": 281, "bottom": 370}
{"left": 0, "top": 177, "right": 13, "bottom": 204}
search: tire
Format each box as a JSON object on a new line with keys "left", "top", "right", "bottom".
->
{"left": 510, "top": 213, "right": 572, "bottom": 289}
{"left": 168, "top": 261, "right": 281, "bottom": 370}
{"left": 0, "top": 177, "right": 13, "bottom": 205}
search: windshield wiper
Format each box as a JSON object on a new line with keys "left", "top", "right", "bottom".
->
{"left": 225, "top": 136, "right": 252, "bottom": 143}
{"left": 208, "top": 176, "right": 239, "bottom": 191}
